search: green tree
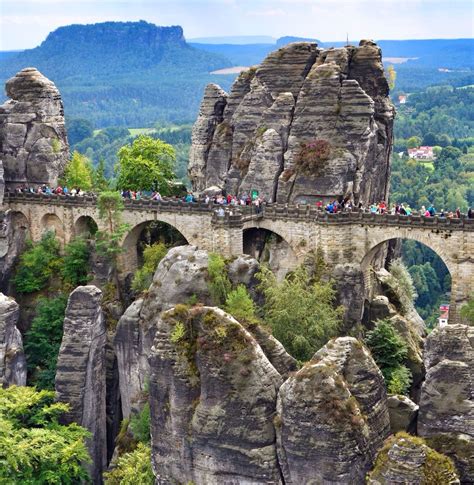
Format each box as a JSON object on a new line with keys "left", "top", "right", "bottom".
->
{"left": 92, "top": 158, "right": 110, "bottom": 192}
{"left": 0, "top": 386, "right": 91, "bottom": 483}
{"left": 96, "top": 191, "right": 129, "bottom": 265}
{"left": 207, "top": 253, "right": 232, "bottom": 306}
{"left": 103, "top": 443, "right": 154, "bottom": 485}
{"left": 422, "top": 132, "right": 438, "bottom": 146}
{"left": 24, "top": 295, "right": 68, "bottom": 390}
{"left": 129, "top": 403, "right": 151, "bottom": 445}
{"left": 115, "top": 135, "right": 177, "bottom": 193}
{"left": 224, "top": 285, "right": 256, "bottom": 322}
{"left": 62, "top": 151, "right": 94, "bottom": 190}
{"left": 66, "top": 118, "right": 94, "bottom": 145}
{"left": 61, "top": 237, "right": 91, "bottom": 287}
{"left": 386, "top": 65, "right": 396, "bottom": 91}
{"left": 256, "top": 265, "right": 343, "bottom": 362}
{"left": 365, "top": 318, "right": 412, "bottom": 395}
{"left": 13, "top": 232, "right": 63, "bottom": 294}
{"left": 407, "top": 136, "right": 422, "bottom": 149}
{"left": 460, "top": 297, "right": 474, "bottom": 325}
{"left": 131, "top": 243, "right": 168, "bottom": 293}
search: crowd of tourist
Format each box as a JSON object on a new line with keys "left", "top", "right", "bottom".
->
{"left": 8, "top": 184, "right": 473, "bottom": 219}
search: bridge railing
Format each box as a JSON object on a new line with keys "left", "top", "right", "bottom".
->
{"left": 3, "top": 192, "right": 473, "bottom": 230}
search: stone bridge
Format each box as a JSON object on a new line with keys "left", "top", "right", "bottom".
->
{"left": 2, "top": 192, "right": 473, "bottom": 323}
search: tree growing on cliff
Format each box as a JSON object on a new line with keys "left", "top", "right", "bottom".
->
{"left": 365, "top": 318, "right": 412, "bottom": 395}
{"left": 115, "top": 135, "right": 177, "bottom": 193}
{"left": 13, "top": 231, "right": 63, "bottom": 294}
{"left": 24, "top": 294, "right": 68, "bottom": 390}
{"left": 0, "top": 386, "right": 91, "bottom": 483}
{"left": 256, "top": 264, "right": 343, "bottom": 362}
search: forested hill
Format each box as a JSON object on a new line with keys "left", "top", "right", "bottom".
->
{"left": 0, "top": 21, "right": 233, "bottom": 127}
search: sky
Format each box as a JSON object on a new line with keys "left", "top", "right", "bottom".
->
{"left": 1, "top": 0, "right": 473, "bottom": 50}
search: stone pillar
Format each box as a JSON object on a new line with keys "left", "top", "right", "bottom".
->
{"left": 450, "top": 260, "right": 473, "bottom": 324}
{"left": 55, "top": 286, "right": 107, "bottom": 484}
{"left": 0, "top": 293, "right": 26, "bottom": 387}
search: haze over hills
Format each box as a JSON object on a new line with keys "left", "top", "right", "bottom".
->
{"left": 0, "top": 20, "right": 472, "bottom": 127}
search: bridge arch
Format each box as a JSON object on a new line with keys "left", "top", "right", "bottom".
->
{"left": 40, "top": 213, "right": 65, "bottom": 245}
{"left": 360, "top": 231, "right": 456, "bottom": 323}
{"left": 121, "top": 218, "right": 189, "bottom": 273}
{"left": 74, "top": 215, "right": 99, "bottom": 238}
{"left": 242, "top": 221, "right": 298, "bottom": 279}
{"left": 360, "top": 231, "right": 455, "bottom": 278}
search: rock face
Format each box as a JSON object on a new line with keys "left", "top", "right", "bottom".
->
{"left": 190, "top": 40, "right": 394, "bottom": 204}
{"left": 0, "top": 160, "right": 4, "bottom": 205}
{"left": 0, "top": 209, "right": 29, "bottom": 293}
{"left": 115, "top": 246, "right": 297, "bottom": 418}
{"left": 150, "top": 305, "right": 283, "bottom": 484}
{"left": 55, "top": 286, "right": 107, "bottom": 484}
{"left": 277, "top": 337, "right": 390, "bottom": 484}
{"left": 115, "top": 246, "right": 214, "bottom": 418}
{"left": 368, "top": 433, "right": 460, "bottom": 484}
{"left": 0, "top": 293, "right": 26, "bottom": 387}
{"left": 0, "top": 67, "right": 68, "bottom": 189}
{"left": 418, "top": 324, "right": 474, "bottom": 483}
{"left": 387, "top": 395, "right": 418, "bottom": 433}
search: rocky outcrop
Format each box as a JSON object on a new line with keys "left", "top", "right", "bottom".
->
{"left": 55, "top": 286, "right": 107, "bottom": 484}
{"left": 368, "top": 433, "right": 460, "bottom": 484}
{"left": 277, "top": 337, "right": 390, "bottom": 484}
{"left": 150, "top": 305, "right": 283, "bottom": 484}
{"left": 418, "top": 324, "right": 474, "bottom": 483}
{"left": 366, "top": 270, "right": 426, "bottom": 399}
{"left": 190, "top": 40, "right": 394, "bottom": 204}
{"left": 115, "top": 246, "right": 213, "bottom": 418}
{"left": 0, "top": 293, "right": 26, "bottom": 387}
{"left": 0, "top": 68, "right": 68, "bottom": 189}
{"left": 387, "top": 395, "right": 418, "bottom": 433}
{"left": 0, "top": 160, "right": 4, "bottom": 205}
{"left": 0, "top": 209, "right": 29, "bottom": 293}
{"left": 116, "top": 246, "right": 297, "bottom": 418}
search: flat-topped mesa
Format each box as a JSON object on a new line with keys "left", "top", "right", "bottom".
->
{"left": 0, "top": 68, "right": 69, "bottom": 190}
{"left": 189, "top": 40, "right": 395, "bottom": 204}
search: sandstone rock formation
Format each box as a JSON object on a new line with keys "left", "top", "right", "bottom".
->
{"left": 0, "top": 293, "right": 26, "bottom": 387}
{"left": 368, "top": 433, "right": 460, "bottom": 484}
{"left": 115, "top": 245, "right": 213, "bottom": 418}
{"left": 418, "top": 324, "right": 474, "bottom": 483}
{"left": 115, "top": 246, "right": 297, "bottom": 417}
{"left": 0, "top": 160, "right": 4, "bottom": 205}
{"left": 55, "top": 285, "right": 107, "bottom": 484}
{"left": 277, "top": 337, "right": 390, "bottom": 484}
{"left": 387, "top": 394, "right": 418, "bottom": 433}
{"left": 190, "top": 40, "right": 394, "bottom": 204}
{"left": 0, "top": 67, "right": 69, "bottom": 189}
{"left": 150, "top": 305, "right": 283, "bottom": 484}
{"left": 366, "top": 269, "right": 426, "bottom": 398}
{"left": 0, "top": 209, "right": 29, "bottom": 293}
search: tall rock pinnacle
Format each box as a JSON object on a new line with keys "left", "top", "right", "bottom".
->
{"left": 189, "top": 40, "right": 395, "bottom": 204}
{"left": 0, "top": 67, "right": 69, "bottom": 189}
